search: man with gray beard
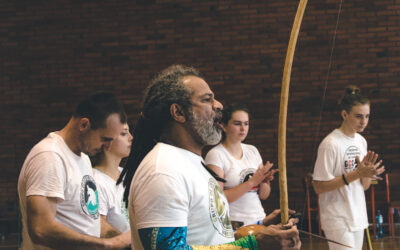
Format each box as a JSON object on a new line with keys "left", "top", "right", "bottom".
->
{"left": 119, "top": 65, "right": 301, "bottom": 249}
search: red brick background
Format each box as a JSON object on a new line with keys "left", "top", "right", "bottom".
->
{"left": 1, "top": 0, "right": 399, "bottom": 232}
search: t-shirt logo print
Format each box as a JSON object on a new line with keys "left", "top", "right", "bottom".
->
{"left": 208, "top": 178, "right": 234, "bottom": 238}
{"left": 343, "top": 146, "right": 361, "bottom": 171}
{"left": 240, "top": 168, "right": 258, "bottom": 192}
{"left": 80, "top": 175, "right": 99, "bottom": 219}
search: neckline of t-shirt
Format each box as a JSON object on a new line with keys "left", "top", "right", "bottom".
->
{"left": 94, "top": 167, "right": 121, "bottom": 183}
{"left": 221, "top": 143, "right": 244, "bottom": 161}
{"left": 50, "top": 132, "right": 83, "bottom": 161}
{"left": 335, "top": 128, "right": 358, "bottom": 140}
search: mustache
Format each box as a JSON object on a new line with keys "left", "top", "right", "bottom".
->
{"left": 214, "top": 109, "right": 222, "bottom": 122}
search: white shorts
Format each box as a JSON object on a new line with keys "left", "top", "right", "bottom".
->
{"left": 323, "top": 228, "right": 364, "bottom": 250}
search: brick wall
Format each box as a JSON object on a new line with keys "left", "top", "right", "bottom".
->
{"left": 1, "top": 0, "right": 399, "bottom": 231}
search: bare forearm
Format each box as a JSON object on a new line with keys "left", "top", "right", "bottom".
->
{"left": 29, "top": 220, "right": 105, "bottom": 249}
{"left": 100, "top": 215, "right": 121, "bottom": 238}
{"left": 224, "top": 181, "right": 256, "bottom": 203}
{"left": 258, "top": 183, "right": 271, "bottom": 200}
{"left": 361, "top": 177, "right": 372, "bottom": 190}
{"left": 313, "top": 170, "right": 360, "bottom": 194}
{"left": 31, "top": 222, "right": 130, "bottom": 250}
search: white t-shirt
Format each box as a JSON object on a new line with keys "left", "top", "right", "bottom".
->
{"left": 313, "top": 129, "right": 368, "bottom": 232}
{"left": 205, "top": 143, "right": 266, "bottom": 226}
{"left": 129, "top": 143, "right": 234, "bottom": 249}
{"left": 18, "top": 132, "right": 100, "bottom": 250}
{"left": 93, "top": 167, "right": 130, "bottom": 233}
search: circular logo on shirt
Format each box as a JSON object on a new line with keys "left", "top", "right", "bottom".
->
{"left": 80, "top": 175, "right": 99, "bottom": 219}
{"left": 343, "top": 146, "right": 361, "bottom": 171}
{"left": 239, "top": 168, "right": 258, "bottom": 192}
{"left": 208, "top": 178, "right": 233, "bottom": 238}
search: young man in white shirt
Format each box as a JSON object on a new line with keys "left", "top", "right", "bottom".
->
{"left": 18, "top": 92, "right": 131, "bottom": 249}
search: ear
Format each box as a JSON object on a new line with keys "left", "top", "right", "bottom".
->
{"left": 221, "top": 122, "right": 227, "bottom": 133}
{"left": 170, "top": 103, "right": 186, "bottom": 123}
{"left": 341, "top": 110, "right": 348, "bottom": 120}
{"left": 78, "top": 118, "right": 91, "bottom": 132}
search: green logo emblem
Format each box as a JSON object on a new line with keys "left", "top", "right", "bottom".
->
{"left": 80, "top": 175, "right": 99, "bottom": 219}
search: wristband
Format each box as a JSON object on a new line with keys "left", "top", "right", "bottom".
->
{"left": 342, "top": 174, "right": 349, "bottom": 185}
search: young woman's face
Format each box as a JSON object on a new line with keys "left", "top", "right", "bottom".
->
{"left": 108, "top": 123, "right": 133, "bottom": 158}
{"left": 223, "top": 110, "right": 249, "bottom": 143}
{"left": 342, "top": 103, "right": 370, "bottom": 133}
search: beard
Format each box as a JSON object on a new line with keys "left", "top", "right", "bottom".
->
{"left": 188, "top": 109, "right": 222, "bottom": 146}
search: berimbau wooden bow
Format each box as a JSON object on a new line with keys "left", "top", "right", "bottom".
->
{"left": 277, "top": 1, "right": 353, "bottom": 249}
{"left": 278, "top": 0, "right": 308, "bottom": 225}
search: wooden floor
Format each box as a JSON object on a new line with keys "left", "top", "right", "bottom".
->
{"left": 1, "top": 233, "right": 400, "bottom": 249}
{"left": 301, "top": 236, "right": 400, "bottom": 250}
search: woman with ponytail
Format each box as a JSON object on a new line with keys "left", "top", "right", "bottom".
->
{"left": 312, "top": 86, "right": 385, "bottom": 250}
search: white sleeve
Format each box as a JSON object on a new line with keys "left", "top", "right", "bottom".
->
{"left": 134, "top": 173, "right": 189, "bottom": 229}
{"left": 313, "top": 142, "right": 337, "bottom": 181}
{"left": 24, "top": 151, "right": 66, "bottom": 200}
{"left": 106, "top": 207, "right": 130, "bottom": 233}
{"left": 204, "top": 147, "right": 224, "bottom": 170}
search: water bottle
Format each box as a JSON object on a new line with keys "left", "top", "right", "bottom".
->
{"left": 376, "top": 210, "right": 384, "bottom": 238}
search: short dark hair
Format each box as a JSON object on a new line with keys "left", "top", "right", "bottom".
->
{"left": 338, "top": 85, "right": 370, "bottom": 113}
{"left": 73, "top": 92, "right": 127, "bottom": 129}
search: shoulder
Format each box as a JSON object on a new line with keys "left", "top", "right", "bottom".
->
{"left": 207, "top": 144, "right": 224, "bottom": 154}
{"left": 23, "top": 150, "right": 65, "bottom": 176}
{"left": 31, "top": 133, "right": 64, "bottom": 153}
{"left": 242, "top": 143, "right": 261, "bottom": 158}
{"left": 319, "top": 130, "right": 342, "bottom": 148}
{"left": 206, "top": 144, "right": 224, "bottom": 157}
{"left": 138, "top": 143, "right": 193, "bottom": 177}
{"left": 25, "top": 134, "right": 68, "bottom": 168}
{"left": 242, "top": 143, "right": 258, "bottom": 152}
{"left": 355, "top": 133, "right": 367, "bottom": 143}
{"left": 205, "top": 144, "right": 226, "bottom": 165}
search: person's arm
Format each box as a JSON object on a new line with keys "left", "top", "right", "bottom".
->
{"left": 138, "top": 225, "right": 300, "bottom": 250}
{"left": 359, "top": 152, "right": 384, "bottom": 190}
{"left": 258, "top": 183, "right": 271, "bottom": 201}
{"left": 100, "top": 215, "right": 121, "bottom": 238}
{"left": 100, "top": 213, "right": 131, "bottom": 247}
{"left": 360, "top": 177, "right": 372, "bottom": 190}
{"left": 95, "top": 174, "right": 131, "bottom": 240}
{"left": 313, "top": 151, "right": 385, "bottom": 194}
{"left": 312, "top": 170, "right": 360, "bottom": 195}
{"left": 258, "top": 166, "right": 278, "bottom": 200}
{"left": 27, "top": 195, "right": 129, "bottom": 249}
{"left": 261, "top": 209, "right": 296, "bottom": 226}
{"left": 207, "top": 163, "right": 273, "bottom": 203}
